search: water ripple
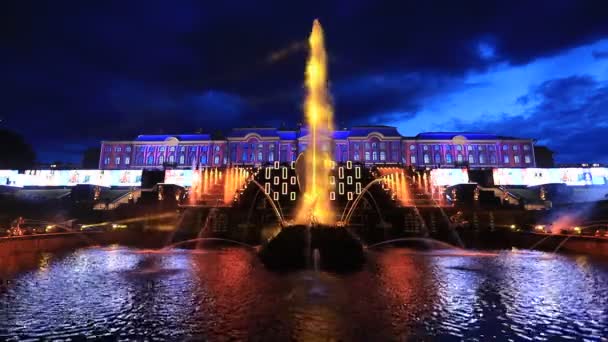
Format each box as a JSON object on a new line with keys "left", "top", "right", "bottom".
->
{"left": 0, "top": 247, "right": 607, "bottom": 340}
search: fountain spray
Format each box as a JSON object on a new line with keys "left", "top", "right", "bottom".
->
{"left": 296, "top": 19, "right": 335, "bottom": 225}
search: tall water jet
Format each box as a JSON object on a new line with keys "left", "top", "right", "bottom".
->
{"left": 296, "top": 19, "right": 335, "bottom": 225}
{"left": 259, "top": 20, "right": 365, "bottom": 271}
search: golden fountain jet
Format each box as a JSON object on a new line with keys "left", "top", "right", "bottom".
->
{"left": 296, "top": 19, "right": 335, "bottom": 225}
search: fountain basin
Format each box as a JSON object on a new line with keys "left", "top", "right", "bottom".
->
{"left": 258, "top": 225, "right": 365, "bottom": 272}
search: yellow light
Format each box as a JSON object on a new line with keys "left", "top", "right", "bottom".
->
{"left": 510, "top": 224, "right": 516, "bottom": 229}
{"left": 295, "top": 19, "right": 335, "bottom": 226}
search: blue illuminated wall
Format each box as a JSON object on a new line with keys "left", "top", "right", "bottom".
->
{"left": 99, "top": 127, "right": 536, "bottom": 170}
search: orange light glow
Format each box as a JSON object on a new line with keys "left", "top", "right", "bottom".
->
{"left": 296, "top": 19, "right": 335, "bottom": 225}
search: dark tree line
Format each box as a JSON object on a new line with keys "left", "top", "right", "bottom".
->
{"left": 0, "top": 129, "right": 36, "bottom": 169}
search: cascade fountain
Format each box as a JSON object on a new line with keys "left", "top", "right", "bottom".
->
{"left": 259, "top": 20, "right": 365, "bottom": 271}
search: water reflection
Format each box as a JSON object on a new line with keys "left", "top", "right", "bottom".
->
{"left": 0, "top": 247, "right": 607, "bottom": 340}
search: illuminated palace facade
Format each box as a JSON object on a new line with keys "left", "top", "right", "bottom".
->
{"left": 99, "top": 126, "right": 537, "bottom": 170}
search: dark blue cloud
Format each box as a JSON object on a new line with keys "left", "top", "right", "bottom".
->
{"left": 453, "top": 75, "right": 608, "bottom": 164}
{"left": 1, "top": 0, "right": 607, "bottom": 162}
{"left": 592, "top": 50, "right": 608, "bottom": 59}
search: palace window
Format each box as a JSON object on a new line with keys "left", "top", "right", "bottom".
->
{"left": 380, "top": 142, "right": 386, "bottom": 149}
{"left": 523, "top": 145, "right": 530, "bottom": 151}
{"left": 513, "top": 145, "right": 519, "bottom": 151}
{"left": 147, "top": 156, "right": 154, "bottom": 165}
{"left": 434, "top": 153, "right": 441, "bottom": 164}
{"left": 410, "top": 155, "right": 416, "bottom": 164}
{"left": 479, "top": 153, "right": 486, "bottom": 164}
{"left": 160, "top": 146, "right": 166, "bottom": 152}
{"left": 445, "top": 145, "right": 451, "bottom": 151}
{"left": 365, "top": 142, "right": 370, "bottom": 149}
{"left": 446, "top": 153, "right": 452, "bottom": 163}
{"left": 503, "top": 144, "right": 509, "bottom": 151}
{"left": 479, "top": 145, "right": 484, "bottom": 151}
{"left": 104, "top": 157, "right": 110, "bottom": 165}
{"left": 503, "top": 155, "right": 509, "bottom": 163}
{"left": 126, "top": 146, "right": 131, "bottom": 152}
{"left": 105, "top": 146, "right": 111, "bottom": 152}
{"left": 241, "top": 152, "right": 247, "bottom": 162}
{"left": 372, "top": 151, "right": 378, "bottom": 160}
{"left": 410, "top": 144, "right": 416, "bottom": 150}
{"left": 457, "top": 154, "right": 463, "bottom": 162}
{"left": 434, "top": 145, "right": 440, "bottom": 151}
{"left": 201, "top": 155, "right": 208, "bottom": 164}
{"left": 179, "top": 155, "right": 185, "bottom": 164}
{"left": 456, "top": 145, "right": 462, "bottom": 151}
{"left": 423, "top": 154, "right": 430, "bottom": 164}
{"left": 215, "top": 145, "right": 221, "bottom": 152}
{"left": 115, "top": 157, "right": 121, "bottom": 165}
{"left": 158, "top": 156, "right": 164, "bottom": 164}
{"left": 380, "top": 151, "right": 386, "bottom": 161}
{"left": 423, "top": 145, "right": 428, "bottom": 151}
{"left": 467, "top": 145, "right": 473, "bottom": 151}
{"left": 268, "top": 151, "right": 274, "bottom": 162}
{"left": 468, "top": 154, "right": 475, "bottom": 164}
{"left": 354, "top": 151, "right": 360, "bottom": 161}
{"left": 214, "top": 155, "right": 220, "bottom": 165}
{"left": 525, "top": 155, "right": 531, "bottom": 164}
{"left": 115, "top": 147, "right": 122, "bottom": 152}
{"left": 514, "top": 155, "right": 520, "bottom": 163}
{"left": 180, "top": 146, "right": 185, "bottom": 152}
{"left": 169, "top": 146, "right": 175, "bottom": 152}
{"left": 490, "top": 153, "right": 496, "bottom": 164}
{"left": 257, "top": 151, "right": 263, "bottom": 162}
{"left": 125, "top": 157, "right": 130, "bottom": 165}
{"left": 365, "top": 152, "right": 370, "bottom": 161}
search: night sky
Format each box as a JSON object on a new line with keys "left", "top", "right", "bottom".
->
{"left": 2, "top": 1, "right": 607, "bottom": 164}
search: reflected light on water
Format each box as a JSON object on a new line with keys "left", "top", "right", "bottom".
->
{"left": 1, "top": 247, "right": 607, "bottom": 340}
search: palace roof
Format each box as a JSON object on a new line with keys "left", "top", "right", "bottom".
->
{"left": 415, "top": 132, "right": 522, "bottom": 140}
{"left": 134, "top": 134, "right": 211, "bottom": 142}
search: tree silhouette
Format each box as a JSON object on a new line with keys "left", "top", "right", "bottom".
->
{"left": 0, "top": 129, "right": 36, "bottom": 169}
{"left": 82, "top": 147, "right": 101, "bottom": 168}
